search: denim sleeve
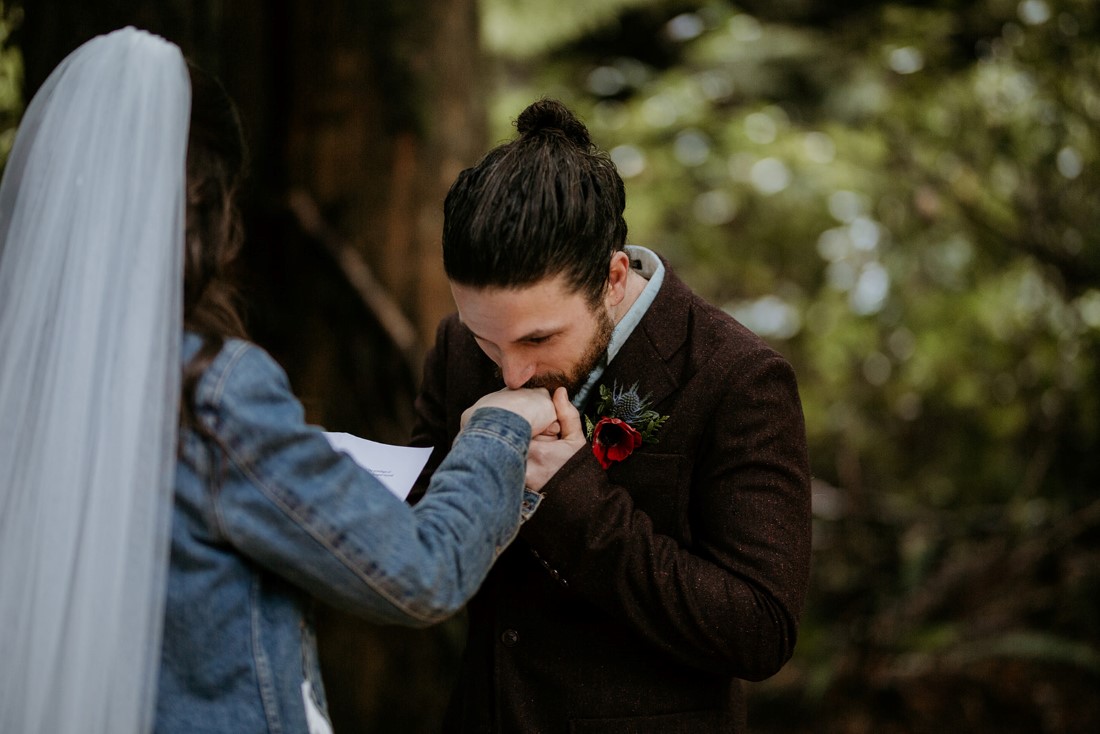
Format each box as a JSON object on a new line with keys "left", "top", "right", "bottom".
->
{"left": 197, "top": 342, "right": 529, "bottom": 627}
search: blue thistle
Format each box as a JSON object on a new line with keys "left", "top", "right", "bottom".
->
{"left": 609, "top": 382, "right": 647, "bottom": 423}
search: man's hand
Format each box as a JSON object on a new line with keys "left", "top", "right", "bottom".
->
{"left": 462, "top": 387, "right": 558, "bottom": 437}
{"left": 526, "top": 387, "right": 586, "bottom": 492}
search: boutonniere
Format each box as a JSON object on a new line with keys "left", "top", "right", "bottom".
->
{"left": 584, "top": 381, "right": 669, "bottom": 469}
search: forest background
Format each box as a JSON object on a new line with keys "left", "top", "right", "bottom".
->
{"left": 4, "top": 1, "right": 1098, "bottom": 732}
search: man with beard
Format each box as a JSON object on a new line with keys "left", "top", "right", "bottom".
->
{"left": 409, "top": 98, "right": 812, "bottom": 733}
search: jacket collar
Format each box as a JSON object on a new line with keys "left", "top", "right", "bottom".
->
{"left": 582, "top": 259, "right": 691, "bottom": 415}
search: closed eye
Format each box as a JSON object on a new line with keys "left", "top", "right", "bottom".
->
{"left": 522, "top": 334, "right": 553, "bottom": 345}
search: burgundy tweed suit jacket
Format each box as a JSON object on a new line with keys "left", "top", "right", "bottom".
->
{"left": 411, "top": 263, "right": 811, "bottom": 733}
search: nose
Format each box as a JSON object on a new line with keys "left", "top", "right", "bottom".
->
{"left": 499, "top": 353, "right": 536, "bottom": 390}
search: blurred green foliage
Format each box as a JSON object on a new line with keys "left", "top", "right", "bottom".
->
{"left": 483, "top": 0, "right": 1100, "bottom": 730}
{"left": 0, "top": 2, "right": 23, "bottom": 164}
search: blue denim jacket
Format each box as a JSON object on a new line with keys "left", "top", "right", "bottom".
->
{"left": 156, "top": 335, "right": 531, "bottom": 733}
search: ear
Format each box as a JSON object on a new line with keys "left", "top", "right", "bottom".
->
{"left": 604, "top": 250, "right": 632, "bottom": 308}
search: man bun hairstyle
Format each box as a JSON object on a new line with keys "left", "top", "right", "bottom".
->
{"left": 515, "top": 98, "right": 592, "bottom": 146}
{"left": 443, "top": 98, "right": 627, "bottom": 305}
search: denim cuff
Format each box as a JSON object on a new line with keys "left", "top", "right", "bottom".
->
{"left": 520, "top": 488, "right": 543, "bottom": 522}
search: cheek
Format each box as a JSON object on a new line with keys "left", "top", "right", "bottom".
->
{"left": 543, "top": 337, "right": 586, "bottom": 369}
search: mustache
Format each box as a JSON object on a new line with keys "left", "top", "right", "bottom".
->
{"left": 523, "top": 373, "right": 570, "bottom": 391}
{"left": 490, "top": 365, "right": 573, "bottom": 393}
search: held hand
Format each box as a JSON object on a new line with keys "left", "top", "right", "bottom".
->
{"left": 462, "top": 387, "right": 557, "bottom": 437}
{"left": 525, "top": 387, "right": 587, "bottom": 492}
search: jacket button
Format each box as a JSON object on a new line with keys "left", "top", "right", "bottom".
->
{"left": 501, "top": 629, "right": 519, "bottom": 647}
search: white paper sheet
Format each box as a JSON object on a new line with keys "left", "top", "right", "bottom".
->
{"left": 323, "top": 432, "right": 432, "bottom": 501}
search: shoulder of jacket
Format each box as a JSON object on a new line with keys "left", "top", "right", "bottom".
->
{"left": 684, "top": 291, "right": 792, "bottom": 372}
{"left": 197, "top": 338, "right": 288, "bottom": 406}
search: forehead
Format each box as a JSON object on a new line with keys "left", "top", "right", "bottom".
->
{"left": 450, "top": 274, "right": 592, "bottom": 340}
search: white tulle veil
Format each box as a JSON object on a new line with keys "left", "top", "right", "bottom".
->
{"left": 0, "top": 28, "right": 190, "bottom": 733}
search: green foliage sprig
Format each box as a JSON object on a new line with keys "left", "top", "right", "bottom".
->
{"left": 584, "top": 381, "right": 668, "bottom": 444}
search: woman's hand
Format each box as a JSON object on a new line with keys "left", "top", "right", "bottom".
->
{"left": 462, "top": 387, "right": 558, "bottom": 437}
{"left": 525, "top": 387, "right": 586, "bottom": 492}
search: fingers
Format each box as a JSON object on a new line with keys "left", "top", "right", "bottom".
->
{"left": 526, "top": 388, "right": 557, "bottom": 436}
{"left": 525, "top": 419, "right": 585, "bottom": 492}
{"left": 534, "top": 420, "right": 561, "bottom": 441}
{"left": 552, "top": 387, "right": 583, "bottom": 438}
{"left": 467, "top": 387, "right": 555, "bottom": 436}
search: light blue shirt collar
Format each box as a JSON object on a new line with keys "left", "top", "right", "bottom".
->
{"left": 572, "top": 246, "right": 665, "bottom": 407}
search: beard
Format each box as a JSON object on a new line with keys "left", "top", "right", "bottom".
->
{"left": 519, "top": 305, "right": 615, "bottom": 396}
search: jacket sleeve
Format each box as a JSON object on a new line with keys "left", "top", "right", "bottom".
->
{"left": 520, "top": 346, "right": 812, "bottom": 680}
{"left": 197, "top": 342, "right": 530, "bottom": 627}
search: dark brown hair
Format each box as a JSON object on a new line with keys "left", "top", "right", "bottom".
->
{"left": 442, "top": 98, "right": 628, "bottom": 305}
{"left": 180, "top": 62, "right": 248, "bottom": 430}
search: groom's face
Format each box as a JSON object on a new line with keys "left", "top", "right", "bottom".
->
{"left": 451, "top": 273, "right": 614, "bottom": 396}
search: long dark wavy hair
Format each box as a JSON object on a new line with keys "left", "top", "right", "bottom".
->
{"left": 180, "top": 63, "right": 248, "bottom": 431}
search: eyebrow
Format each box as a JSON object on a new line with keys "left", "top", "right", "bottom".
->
{"left": 464, "top": 324, "right": 560, "bottom": 344}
